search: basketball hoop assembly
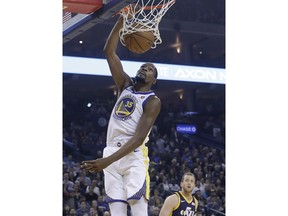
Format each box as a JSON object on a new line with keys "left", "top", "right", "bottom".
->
{"left": 118, "top": 0, "right": 176, "bottom": 49}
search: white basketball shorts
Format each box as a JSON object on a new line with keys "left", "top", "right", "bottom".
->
{"left": 103, "top": 144, "right": 150, "bottom": 203}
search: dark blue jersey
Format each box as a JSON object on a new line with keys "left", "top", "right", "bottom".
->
{"left": 172, "top": 191, "right": 198, "bottom": 216}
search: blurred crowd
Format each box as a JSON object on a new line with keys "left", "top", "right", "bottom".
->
{"left": 63, "top": 95, "right": 225, "bottom": 216}
{"left": 164, "top": 0, "right": 225, "bottom": 25}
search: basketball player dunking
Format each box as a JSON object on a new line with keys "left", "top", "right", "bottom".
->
{"left": 159, "top": 172, "right": 199, "bottom": 216}
{"left": 81, "top": 15, "right": 161, "bottom": 216}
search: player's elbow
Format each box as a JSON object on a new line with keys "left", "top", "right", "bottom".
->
{"left": 133, "top": 135, "right": 146, "bottom": 147}
{"left": 103, "top": 41, "right": 117, "bottom": 54}
{"left": 103, "top": 46, "right": 111, "bottom": 56}
{"left": 104, "top": 49, "right": 117, "bottom": 61}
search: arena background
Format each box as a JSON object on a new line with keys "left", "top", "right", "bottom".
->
{"left": 62, "top": 1, "right": 225, "bottom": 215}
{"left": 1, "top": 1, "right": 288, "bottom": 216}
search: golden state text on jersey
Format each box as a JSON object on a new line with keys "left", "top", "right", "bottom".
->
{"left": 113, "top": 94, "right": 138, "bottom": 121}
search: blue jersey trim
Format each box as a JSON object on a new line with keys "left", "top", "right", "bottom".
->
{"left": 131, "top": 86, "right": 155, "bottom": 95}
{"left": 142, "top": 95, "right": 156, "bottom": 109}
{"left": 106, "top": 195, "right": 128, "bottom": 204}
{"left": 127, "top": 181, "right": 146, "bottom": 201}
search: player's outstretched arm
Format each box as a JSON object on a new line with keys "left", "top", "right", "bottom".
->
{"left": 81, "top": 96, "right": 161, "bottom": 172}
{"left": 103, "top": 15, "right": 132, "bottom": 94}
{"left": 159, "top": 194, "right": 178, "bottom": 216}
{"left": 103, "top": 96, "right": 161, "bottom": 165}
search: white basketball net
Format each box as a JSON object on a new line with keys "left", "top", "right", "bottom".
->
{"left": 119, "top": 0, "right": 175, "bottom": 49}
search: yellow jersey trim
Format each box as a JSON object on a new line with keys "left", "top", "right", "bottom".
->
{"left": 142, "top": 145, "right": 150, "bottom": 200}
{"left": 179, "top": 191, "right": 193, "bottom": 203}
{"left": 173, "top": 192, "right": 181, "bottom": 211}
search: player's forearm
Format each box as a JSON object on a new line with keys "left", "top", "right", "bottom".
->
{"left": 106, "top": 137, "right": 144, "bottom": 164}
{"left": 103, "top": 16, "right": 123, "bottom": 55}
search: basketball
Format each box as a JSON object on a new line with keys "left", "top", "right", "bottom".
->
{"left": 124, "top": 31, "right": 154, "bottom": 54}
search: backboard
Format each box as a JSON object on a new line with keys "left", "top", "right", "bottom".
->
{"left": 63, "top": 0, "right": 137, "bottom": 43}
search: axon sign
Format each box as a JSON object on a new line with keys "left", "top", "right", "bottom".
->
{"left": 175, "top": 68, "right": 225, "bottom": 81}
{"left": 63, "top": 56, "right": 225, "bottom": 84}
{"left": 157, "top": 66, "right": 225, "bottom": 84}
{"left": 176, "top": 124, "right": 197, "bottom": 135}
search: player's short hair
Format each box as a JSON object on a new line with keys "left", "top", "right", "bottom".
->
{"left": 181, "top": 172, "right": 196, "bottom": 182}
{"left": 153, "top": 66, "right": 158, "bottom": 79}
{"left": 147, "top": 62, "right": 158, "bottom": 79}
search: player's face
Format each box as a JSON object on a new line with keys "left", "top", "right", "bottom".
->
{"left": 135, "top": 63, "right": 156, "bottom": 84}
{"left": 181, "top": 175, "right": 195, "bottom": 193}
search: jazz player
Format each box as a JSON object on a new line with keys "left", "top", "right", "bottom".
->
{"left": 159, "top": 172, "right": 198, "bottom": 216}
{"left": 81, "top": 15, "right": 161, "bottom": 216}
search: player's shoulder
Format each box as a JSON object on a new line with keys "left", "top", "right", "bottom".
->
{"left": 151, "top": 95, "right": 161, "bottom": 103}
{"left": 147, "top": 94, "right": 161, "bottom": 104}
{"left": 193, "top": 195, "right": 199, "bottom": 207}
{"left": 165, "top": 192, "right": 180, "bottom": 204}
{"left": 143, "top": 93, "right": 161, "bottom": 108}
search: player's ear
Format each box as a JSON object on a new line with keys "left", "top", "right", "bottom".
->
{"left": 151, "top": 80, "right": 158, "bottom": 90}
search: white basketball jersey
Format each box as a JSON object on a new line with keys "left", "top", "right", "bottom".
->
{"left": 106, "top": 86, "right": 156, "bottom": 147}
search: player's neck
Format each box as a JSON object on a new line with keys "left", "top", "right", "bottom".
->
{"left": 181, "top": 190, "right": 192, "bottom": 199}
{"left": 133, "top": 84, "right": 152, "bottom": 92}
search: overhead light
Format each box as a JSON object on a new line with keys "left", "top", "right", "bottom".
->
{"left": 174, "top": 89, "right": 184, "bottom": 99}
{"left": 176, "top": 34, "right": 181, "bottom": 54}
{"left": 79, "top": 40, "right": 83, "bottom": 44}
{"left": 174, "top": 89, "right": 183, "bottom": 93}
